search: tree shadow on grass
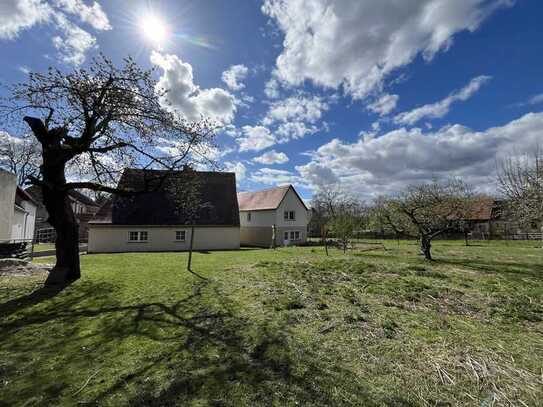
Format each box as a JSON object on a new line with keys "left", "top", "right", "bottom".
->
{"left": 0, "top": 278, "right": 375, "bottom": 406}
{"left": 0, "top": 282, "right": 69, "bottom": 319}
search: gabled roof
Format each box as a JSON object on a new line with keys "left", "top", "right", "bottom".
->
{"left": 237, "top": 185, "right": 308, "bottom": 211}
{"left": 91, "top": 168, "right": 240, "bottom": 226}
{"left": 15, "top": 186, "right": 37, "bottom": 206}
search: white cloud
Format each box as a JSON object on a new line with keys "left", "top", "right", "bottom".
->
{"left": 222, "top": 64, "right": 249, "bottom": 91}
{"left": 275, "top": 122, "right": 318, "bottom": 141}
{"left": 53, "top": 13, "right": 96, "bottom": 65}
{"left": 253, "top": 150, "right": 289, "bottom": 164}
{"left": 54, "top": 0, "right": 111, "bottom": 31}
{"left": 514, "top": 93, "right": 543, "bottom": 108}
{"left": 368, "top": 94, "right": 399, "bottom": 116}
{"left": 150, "top": 51, "right": 237, "bottom": 125}
{"left": 394, "top": 75, "right": 492, "bottom": 125}
{"left": 528, "top": 94, "right": 543, "bottom": 105}
{"left": 296, "top": 112, "right": 543, "bottom": 198}
{"left": 263, "top": 95, "right": 328, "bottom": 126}
{"left": 0, "top": 1, "right": 111, "bottom": 65}
{"left": 237, "top": 125, "right": 276, "bottom": 152}
{"left": 264, "top": 78, "right": 280, "bottom": 98}
{"left": 251, "top": 167, "right": 301, "bottom": 186}
{"left": 260, "top": 95, "right": 328, "bottom": 142}
{"left": 0, "top": 0, "right": 52, "bottom": 39}
{"left": 262, "top": 0, "right": 511, "bottom": 99}
{"left": 296, "top": 161, "right": 338, "bottom": 187}
{"left": 224, "top": 161, "right": 247, "bottom": 183}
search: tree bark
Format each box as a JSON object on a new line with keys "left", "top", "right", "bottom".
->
{"left": 187, "top": 226, "right": 195, "bottom": 271}
{"left": 323, "top": 226, "right": 329, "bottom": 256}
{"left": 420, "top": 235, "right": 432, "bottom": 261}
{"left": 24, "top": 117, "right": 80, "bottom": 285}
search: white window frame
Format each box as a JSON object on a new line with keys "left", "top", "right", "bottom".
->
{"left": 284, "top": 210, "right": 296, "bottom": 221}
{"left": 285, "top": 230, "right": 302, "bottom": 242}
{"left": 175, "top": 230, "right": 186, "bottom": 242}
{"left": 247, "top": 212, "right": 251, "bottom": 222}
{"left": 128, "top": 231, "right": 148, "bottom": 242}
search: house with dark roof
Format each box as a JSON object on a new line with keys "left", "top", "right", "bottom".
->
{"left": 26, "top": 185, "right": 100, "bottom": 241}
{"left": 237, "top": 185, "right": 310, "bottom": 247}
{"left": 88, "top": 168, "right": 240, "bottom": 253}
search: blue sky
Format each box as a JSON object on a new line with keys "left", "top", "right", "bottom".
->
{"left": 1, "top": 0, "right": 543, "bottom": 200}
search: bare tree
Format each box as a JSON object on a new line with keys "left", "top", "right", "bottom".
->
{"left": 497, "top": 151, "right": 543, "bottom": 230}
{"left": 311, "top": 185, "right": 365, "bottom": 254}
{"left": 377, "top": 179, "right": 473, "bottom": 260}
{"left": 0, "top": 132, "right": 40, "bottom": 185}
{"left": 1, "top": 55, "right": 215, "bottom": 285}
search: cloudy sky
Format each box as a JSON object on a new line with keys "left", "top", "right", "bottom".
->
{"left": 1, "top": 0, "right": 542, "bottom": 199}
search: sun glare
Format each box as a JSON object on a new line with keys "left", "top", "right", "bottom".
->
{"left": 141, "top": 15, "right": 169, "bottom": 46}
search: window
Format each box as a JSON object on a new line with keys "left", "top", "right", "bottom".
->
{"left": 247, "top": 212, "right": 252, "bottom": 222}
{"left": 284, "top": 211, "right": 295, "bottom": 221}
{"left": 175, "top": 230, "right": 186, "bottom": 241}
{"left": 285, "top": 231, "right": 302, "bottom": 242}
{"left": 128, "top": 231, "right": 148, "bottom": 242}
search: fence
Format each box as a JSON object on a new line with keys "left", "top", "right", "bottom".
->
{"left": 35, "top": 227, "right": 56, "bottom": 243}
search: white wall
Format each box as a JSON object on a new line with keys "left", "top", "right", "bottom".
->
{"left": 275, "top": 188, "right": 310, "bottom": 227}
{"left": 240, "top": 188, "right": 310, "bottom": 229}
{"left": 239, "top": 209, "right": 276, "bottom": 227}
{"left": 10, "top": 201, "right": 37, "bottom": 241}
{"left": 88, "top": 226, "right": 240, "bottom": 253}
{"left": 0, "top": 170, "right": 17, "bottom": 241}
{"left": 22, "top": 200, "right": 36, "bottom": 240}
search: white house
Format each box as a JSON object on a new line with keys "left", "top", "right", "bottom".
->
{"left": 237, "top": 185, "right": 310, "bottom": 247}
{"left": 88, "top": 168, "right": 240, "bottom": 253}
{"left": 0, "top": 169, "right": 37, "bottom": 242}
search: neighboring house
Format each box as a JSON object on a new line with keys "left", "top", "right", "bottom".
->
{"left": 459, "top": 196, "right": 540, "bottom": 239}
{"left": 238, "top": 185, "right": 310, "bottom": 247}
{"left": 26, "top": 185, "right": 100, "bottom": 241}
{"left": 88, "top": 168, "right": 240, "bottom": 253}
{"left": 0, "top": 169, "right": 37, "bottom": 241}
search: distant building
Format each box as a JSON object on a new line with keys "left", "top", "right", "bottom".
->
{"left": 25, "top": 185, "right": 100, "bottom": 241}
{"left": 0, "top": 169, "right": 37, "bottom": 242}
{"left": 461, "top": 196, "right": 540, "bottom": 239}
{"left": 88, "top": 168, "right": 240, "bottom": 253}
{"left": 238, "top": 185, "right": 311, "bottom": 247}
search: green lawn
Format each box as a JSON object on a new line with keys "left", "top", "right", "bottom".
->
{"left": 32, "top": 243, "right": 55, "bottom": 252}
{"left": 1, "top": 240, "right": 542, "bottom": 406}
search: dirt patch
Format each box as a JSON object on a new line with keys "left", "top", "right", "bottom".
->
{"left": 0, "top": 259, "right": 51, "bottom": 277}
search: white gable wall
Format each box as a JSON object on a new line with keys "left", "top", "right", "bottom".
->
{"left": 276, "top": 188, "right": 309, "bottom": 227}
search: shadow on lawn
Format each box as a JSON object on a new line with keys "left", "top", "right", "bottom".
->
{"left": 0, "top": 283, "right": 69, "bottom": 319}
{"left": 0, "top": 277, "right": 375, "bottom": 406}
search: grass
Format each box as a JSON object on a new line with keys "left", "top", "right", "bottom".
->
{"left": 32, "top": 243, "right": 55, "bottom": 252}
{"left": 1, "top": 240, "right": 542, "bottom": 406}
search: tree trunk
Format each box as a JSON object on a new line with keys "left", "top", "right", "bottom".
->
{"left": 420, "top": 235, "right": 432, "bottom": 261}
{"left": 42, "top": 167, "right": 80, "bottom": 285}
{"left": 187, "top": 226, "right": 195, "bottom": 271}
{"left": 323, "top": 226, "right": 329, "bottom": 256}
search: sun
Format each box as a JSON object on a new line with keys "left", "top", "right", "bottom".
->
{"left": 140, "top": 14, "right": 169, "bottom": 46}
